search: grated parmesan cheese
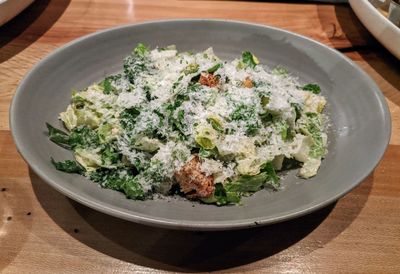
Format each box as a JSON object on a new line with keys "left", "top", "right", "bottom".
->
{"left": 54, "top": 45, "right": 328, "bottom": 204}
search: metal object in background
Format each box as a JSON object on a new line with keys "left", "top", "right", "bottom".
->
{"left": 370, "top": 0, "right": 391, "bottom": 10}
{"left": 388, "top": 0, "right": 400, "bottom": 26}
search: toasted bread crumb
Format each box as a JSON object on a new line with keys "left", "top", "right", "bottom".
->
{"left": 174, "top": 155, "right": 215, "bottom": 198}
{"left": 199, "top": 72, "right": 219, "bottom": 87}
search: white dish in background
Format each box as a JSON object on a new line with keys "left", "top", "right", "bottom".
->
{"left": 0, "top": 0, "right": 35, "bottom": 26}
{"left": 349, "top": 0, "right": 400, "bottom": 59}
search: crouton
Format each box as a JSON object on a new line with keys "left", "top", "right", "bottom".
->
{"left": 199, "top": 72, "right": 219, "bottom": 87}
{"left": 174, "top": 155, "right": 215, "bottom": 198}
{"left": 243, "top": 77, "right": 254, "bottom": 88}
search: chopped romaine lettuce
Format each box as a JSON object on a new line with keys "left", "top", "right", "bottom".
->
{"left": 47, "top": 45, "right": 327, "bottom": 205}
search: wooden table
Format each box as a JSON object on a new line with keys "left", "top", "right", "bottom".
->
{"left": 1, "top": 0, "right": 399, "bottom": 273}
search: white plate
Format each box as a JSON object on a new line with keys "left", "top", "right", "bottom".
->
{"left": 349, "top": 0, "right": 400, "bottom": 59}
{"left": 0, "top": 0, "right": 35, "bottom": 26}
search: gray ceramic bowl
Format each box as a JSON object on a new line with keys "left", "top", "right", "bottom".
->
{"left": 10, "top": 20, "right": 391, "bottom": 231}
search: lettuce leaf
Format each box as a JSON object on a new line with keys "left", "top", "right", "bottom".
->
{"left": 51, "top": 157, "right": 85, "bottom": 174}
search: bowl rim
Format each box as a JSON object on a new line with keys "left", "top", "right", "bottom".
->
{"left": 9, "top": 19, "right": 392, "bottom": 230}
{"left": 349, "top": 0, "right": 400, "bottom": 59}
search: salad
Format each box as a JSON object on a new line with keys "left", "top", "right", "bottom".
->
{"left": 47, "top": 44, "right": 328, "bottom": 205}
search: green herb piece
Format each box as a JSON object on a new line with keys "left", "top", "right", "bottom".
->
{"left": 47, "top": 123, "right": 99, "bottom": 150}
{"left": 89, "top": 168, "right": 146, "bottom": 199}
{"left": 46, "top": 123, "right": 71, "bottom": 149}
{"left": 169, "top": 109, "right": 187, "bottom": 137}
{"left": 142, "top": 160, "right": 167, "bottom": 185}
{"left": 171, "top": 75, "right": 184, "bottom": 91}
{"left": 165, "top": 93, "right": 188, "bottom": 113}
{"left": 144, "top": 85, "right": 157, "bottom": 101}
{"left": 123, "top": 45, "right": 150, "bottom": 83}
{"left": 260, "top": 162, "right": 280, "bottom": 189}
{"left": 100, "top": 78, "right": 112, "bottom": 94}
{"left": 99, "top": 74, "right": 123, "bottom": 95}
{"left": 134, "top": 43, "right": 150, "bottom": 56}
{"left": 119, "top": 107, "right": 140, "bottom": 130}
{"left": 302, "top": 83, "right": 321, "bottom": 94}
{"left": 51, "top": 157, "right": 85, "bottom": 174}
{"left": 201, "top": 183, "right": 241, "bottom": 206}
{"left": 101, "top": 145, "right": 121, "bottom": 167}
{"left": 207, "top": 63, "right": 222, "bottom": 73}
{"left": 68, "top": 126, "right": 100, "bottom": 149}
{"left": 122, "top": 177, "right": 146, "bottom": 199}
{"left": 241, "top": 51, "right": 259, "bottom": 68}
{"left": 230, "top": 104, "right": 251, "bottom": 121}
{"left": 260, "top": 112, "right": 274, "bottom": 123}
{"left": 291, "top": 103, "right": 302, "bottom": 120}
{"left": 275, "top": 120, "right": 291, "bottom": 141}
{"left": 230, "top": 104, "right": 261, "bottom": 136}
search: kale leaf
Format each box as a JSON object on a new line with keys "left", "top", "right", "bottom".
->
{"left": 291, "top": 102, "right": 302, "bottom": 121}
{"left": 89, "top": 168, "right": 146, "bottom": 199}
{"left": 201, "top": 162, "right": 280, "bottom": 206}
{"left": 51, "top": 157, "right": 85, "bottom": 174}
{"left": 230, "top": 104, "right": 261, "bottom": 136}
{"left": 201, "top": 183, "right": 241, "bottom": 206}
{"left": 260, "top": 162, "right": 280, "bottom": 189}
{"left": 144, "top": 85, "right": 157, "bottom": 101}
{"left": 169, "top": 109, "right": 187, "bottom": 138}
{"left": 100, "top": 144, "right": 121, "bottom": 166}
{"left": 225, "top": 173, "right": 267, "bottom": 193}
{"left": 123, "top": 44, "right": 150, "bottom": 83}
{"left": 241, "top": 51, "right": 259, "bottom": 68}
{"left": 100, "top": 77, "right": 113, "bottom": 94}
{"left": 302, "top": 83, "right": 321, "bottom": 94}
{"left": 133, "top": 43, "right": 150, "bottom": 56}
{"left": 260, "top": 112, "right": 274, "bottom": 123}
{"left": 207, "top": 63, "right": 222, "bottom": 73}
{"left": 46, "top": 123, "right": 71, "bottom": 149}
{"left": 68, "top": 126, "right": 100, "bottom": 149}
{"left": 47, "top": 123, "right": 99, "bottom": 150}
{"left": 99, "top": 74, "right": 123, "bottom": 95}
{"left": 119, "top": 107, "right": 140, "bottom": 131}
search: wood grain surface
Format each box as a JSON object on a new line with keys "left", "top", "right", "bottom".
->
{"left": 1, "top": 0, "right": 399, "bottom": 273}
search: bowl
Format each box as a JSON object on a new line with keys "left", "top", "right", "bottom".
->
{"left": 10, "top": 20, "right": 391, "bottom": 230}
{"left": 349, "top": 0, "right": 400, "bottom": 59}
{"left": 0, "top": 0, "right": 35, "bottom": 26}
